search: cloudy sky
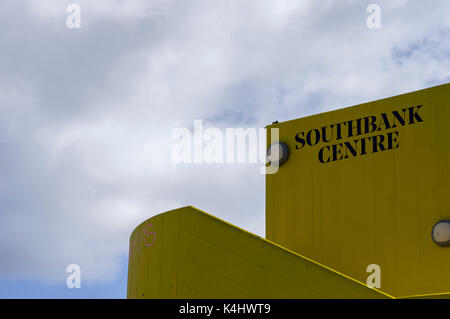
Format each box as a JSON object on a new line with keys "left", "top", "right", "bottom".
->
{"left": 0, "top": 0, "right": 449, "bottom": 298}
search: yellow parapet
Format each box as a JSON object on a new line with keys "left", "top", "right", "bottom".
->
{"left": 127, "top": 206, "right": 391, "bottom": 299}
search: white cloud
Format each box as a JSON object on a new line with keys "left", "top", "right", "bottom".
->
{"left": 0, "top": 0, "right": 449, "bottom": 284}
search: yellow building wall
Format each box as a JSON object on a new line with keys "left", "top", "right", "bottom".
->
{"left": 266, "top": 83, "right": 450, "bottom": 297}
{"left": 127, "top": 206, "right": 390, "bottom": 299}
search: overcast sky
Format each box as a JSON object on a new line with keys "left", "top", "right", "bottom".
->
{"left": 0, "top": 0, "right": 449, "bottom": 298}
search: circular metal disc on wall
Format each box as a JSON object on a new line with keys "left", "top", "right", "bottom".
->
{"left": 267, "top": 142, "right": 290, "bottom": 166}
{"left": 431, "top": 220, "right": 450, "bottom": 246}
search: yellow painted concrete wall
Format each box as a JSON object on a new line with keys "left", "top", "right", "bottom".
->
{"left": 266, "top": 83, "right": 450, "bottom": 297}
{"left": 127, "top": 206, "right": 391, "bottom": 299}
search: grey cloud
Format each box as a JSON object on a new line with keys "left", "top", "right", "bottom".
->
{"left": 0, "top": 0, "right": 449, "bottom": 284}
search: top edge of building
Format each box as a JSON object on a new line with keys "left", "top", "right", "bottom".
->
{"left": 266, "top": 82, "right": 450, "bottom": 129}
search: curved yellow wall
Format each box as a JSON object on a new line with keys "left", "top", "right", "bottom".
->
{"left": 127, "top": 206, "right": 391, "bottom": 299}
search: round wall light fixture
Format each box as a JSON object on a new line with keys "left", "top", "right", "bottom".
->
{"left": 431, "top": 220, "right": 450, "bottom": 246}
{"left": 267, "top": 142, "right": 290, "bottom": 167}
